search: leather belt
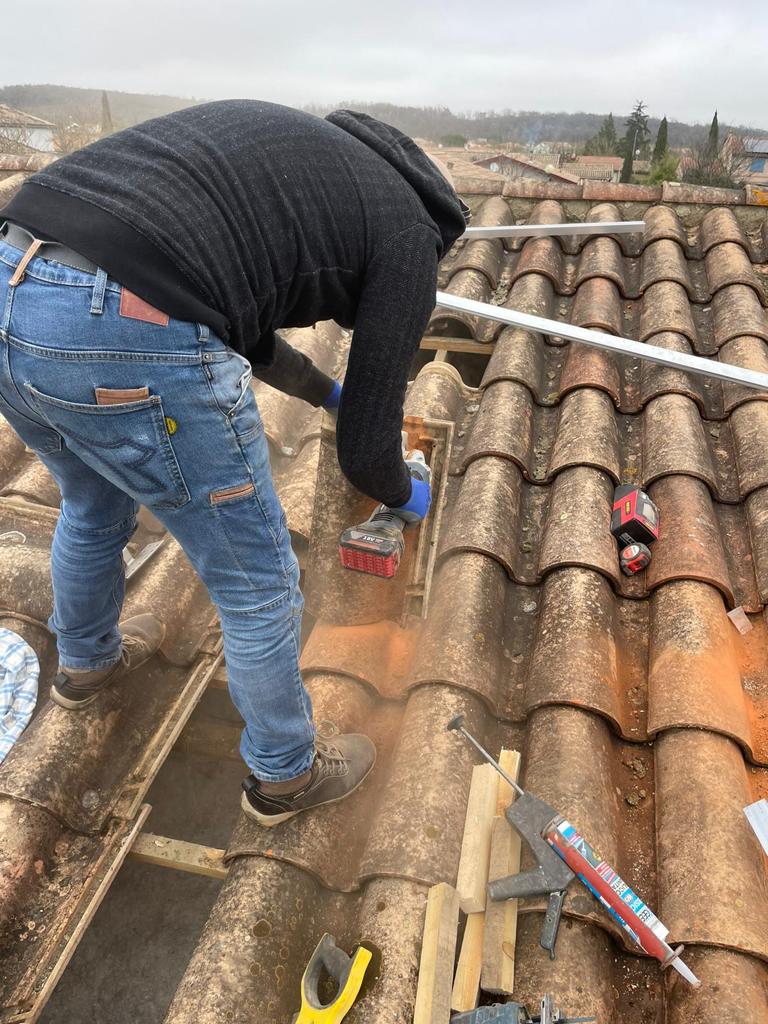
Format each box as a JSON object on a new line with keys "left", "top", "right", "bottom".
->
{"left": 1, "top": 221, "right": 99, "bottom": 275}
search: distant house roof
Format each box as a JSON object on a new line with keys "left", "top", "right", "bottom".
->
{"left": 565, "top": 156, "right": 652, "bottom": 180}
{"left": 562, "top": 162, "right": 614, "bottom": 181}
{"left": 423, "top": 150, "right": 506, "bottom": 186}
{"left": 0, "top": 104, "right": 55, "bottom": 129}
{"left": 441, "top": 157, "right": 506, "bottom": 182}
{"left": 574, "top": 155, "right": 625, "bottom": 170}
{"left": 474, "top": 153, "right": 580, "bottom": 184}
{"left": 744, "top": 137, "right": 768, "bottom": 154}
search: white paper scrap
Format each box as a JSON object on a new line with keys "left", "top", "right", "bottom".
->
{"left": 744, "top": 799, "right": 768, "bottom": 856}
{"left": 727, "top": 606, "right": 753, "bottom": 634}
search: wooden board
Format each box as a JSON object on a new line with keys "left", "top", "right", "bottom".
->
{"left": 482, "top": 751, "right": 522, "bottom": 995}
{"left": 413, "top": 883, "right": 460, "bottom": 1024}
{"left": 450, "top": 911, "right": 485, "bottom": 1013}
{"left": 129, "top": 832, "right": 228, "bottom": 880}
{"left": 420, "top": 335, "right": 494, "bottom": 355}
{"left": 456, "top": 763, "right": 499, "bottom": 913}
{"left": 496, "top": 750, "right": 521, "bottom": 816}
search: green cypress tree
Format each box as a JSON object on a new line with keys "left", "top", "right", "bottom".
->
{"left": 652, "top": 116, "right": 668, "bottom": 165}
{"left": 706, "top": 110, "right": 719, "bottom": 158}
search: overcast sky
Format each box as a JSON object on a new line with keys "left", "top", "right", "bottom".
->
{"left": 3, "top": 0, "right": 765, "bottom": 127}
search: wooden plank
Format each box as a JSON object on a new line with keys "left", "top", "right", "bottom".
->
{"left": 482, "top": 751, "right": 522, "bottom": 995}
{"left": 456, "top": 763, "right": 499, "bottom": 913}
{"left": 128, "top": 832, "right": 229, "bottom": 880}
{"left": 451, "top": 751, "right": 520, "bottom": 1011}
{"left": 420, "top": 335, "right": 493, "bottom": 355}
{"left": 450, "top": 911, "right": 485, "bottom": 1012}
{"left": 496, "top": 750, "right": 521, "bottom": 816}
{"left": 413, "top": 883, "right": 460, "bottom": 1024}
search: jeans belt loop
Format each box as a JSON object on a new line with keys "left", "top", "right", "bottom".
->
{"left": 197, "top": 322, "right": 210, "bottom": 344}
{"left": 90, "top": 268, "right": 109, "bottom": 315}
{"left": 8, "top": 239, "right": 44, "bottom": 287}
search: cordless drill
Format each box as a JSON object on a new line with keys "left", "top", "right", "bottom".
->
{"left": 339, "top": 447, "right": 431, "bottom": 578}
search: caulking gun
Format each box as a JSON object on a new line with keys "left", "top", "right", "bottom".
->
{"left": 448, "top": 716, "right": 700, "bottom": 988}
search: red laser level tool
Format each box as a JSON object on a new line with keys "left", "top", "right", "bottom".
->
{"left": 619, "top": 542, "right": 652, "bottom": 576}
{"left": 339, "top": 449, "right": 431, "bottom": 578}
{"left": 611, "top": 486, "right": 659, "bottom": 548}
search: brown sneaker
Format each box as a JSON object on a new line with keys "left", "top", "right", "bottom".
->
{"left": 240, "top": 732, "right": 376, "bottom": 827}
{"left": 51, "top": 614, "right": 166, "bottom": 709}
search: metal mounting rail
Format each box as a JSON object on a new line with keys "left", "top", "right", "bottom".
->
{"left": 463, "top": 220, "right": 644, "bottom": 239}
{"left": 434, "top": 291, "right": 768, "bottom": 392}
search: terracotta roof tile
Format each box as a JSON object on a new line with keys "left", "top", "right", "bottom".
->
{"left": 572, "top": 235, "right": 627, "bottom": 293}
{"left": 644, "top": 204, "right": 690, "bottom": 249}
{"left": 664, "top": 181, "right": 745, "bottom": 206}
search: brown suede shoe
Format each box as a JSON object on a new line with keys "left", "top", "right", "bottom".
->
{"left": 51, "top": 614, "right": 166, "bottom": 709}
{"left": 240, "top": 732, "right": 376, "bottom": 827}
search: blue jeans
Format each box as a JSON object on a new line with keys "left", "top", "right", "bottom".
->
{"left": 0, "top": 238, "right": 315, "bottom": 782}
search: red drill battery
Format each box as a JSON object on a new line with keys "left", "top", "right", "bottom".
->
{"left": 339, "top": 446, "right": 431, "bottom": 579}
{"left": 611, "top": 486, "right": 659, "bottom": 548}
{"left": 619, "top": 542, "right": 651, "bottom": 576}
{"left": 339, "top": 507, "right": 406, "bottom": 578}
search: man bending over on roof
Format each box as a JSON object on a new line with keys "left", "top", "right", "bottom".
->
{"left": 0, "top": 101, "right": 468, "bottom": 825}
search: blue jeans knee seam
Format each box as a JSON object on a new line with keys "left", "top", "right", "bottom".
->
{"left": 59, "top": 508, "right": 138, "bottom": 538}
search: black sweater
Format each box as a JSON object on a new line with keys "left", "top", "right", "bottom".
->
{"left": 1, "top": 101, "right": 466, "bottom": 506}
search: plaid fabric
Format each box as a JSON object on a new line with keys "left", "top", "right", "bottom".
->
{"left": 0, "top": 627, "right": 39, "bottom": 764}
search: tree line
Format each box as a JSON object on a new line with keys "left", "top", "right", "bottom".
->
{"left": 583, "top": 102, "right": 751, "bottom": 187}
{"left": 1, "top": 85, "right": 761, "bottom": 184}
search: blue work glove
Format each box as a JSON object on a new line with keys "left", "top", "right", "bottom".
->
{"left": 322, "top": 380, "right": 343, "bottom": 411}
{"left": 392, "top": 477, "right": 432, "bottom": 524}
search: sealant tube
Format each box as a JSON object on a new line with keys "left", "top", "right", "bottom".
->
{"left": 544, "top": 818, "right": 701, "bottom": 987}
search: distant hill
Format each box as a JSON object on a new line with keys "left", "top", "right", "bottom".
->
{"left": 0, "top": 84, "right": 198, "bottom": 128}
{"left": 305, "top": 102, "right": 768, "bottom": 149}
{"left": 2, "top": 86, "right": 765, "bottom": 146}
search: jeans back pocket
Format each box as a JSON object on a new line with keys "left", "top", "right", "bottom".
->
{"left": 24, "top": 384, "right": 190, "bottom": 510}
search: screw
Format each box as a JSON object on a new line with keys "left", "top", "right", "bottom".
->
{"left": 446, "top": 715, "right": 524, "bottom": 796}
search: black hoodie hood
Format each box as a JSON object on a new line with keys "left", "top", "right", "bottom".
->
{"left": 326, "top": 108, "right": 469, "bottom": 258}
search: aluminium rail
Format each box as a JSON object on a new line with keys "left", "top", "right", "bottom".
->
{"left": 463, "top": 220, "right": 645, "bottom": 239}
{"left": 434, "top": 291, "right": 768, "bottom": 393}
